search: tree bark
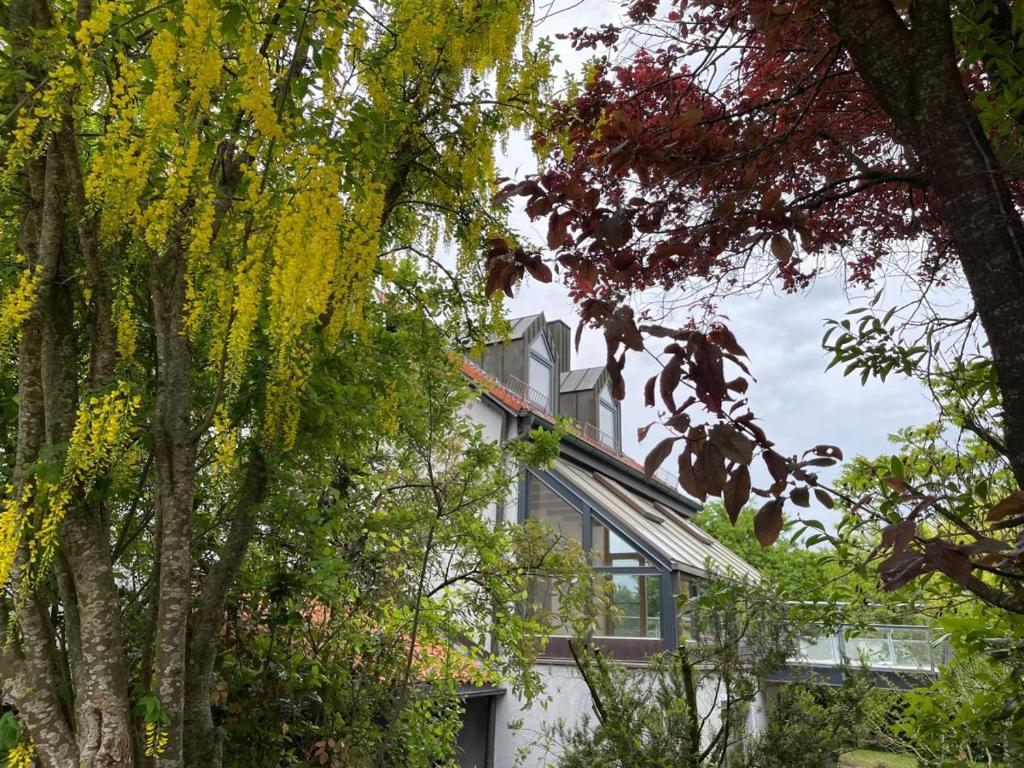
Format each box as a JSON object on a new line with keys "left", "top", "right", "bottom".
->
{"left": 183, "top": 454, "right": 267, "bottom": 768}
{"left": 150, "top": 235, "right": 197, "bottom": 768}
{"left": 5, "top": 144, "right": 80, "bottom": 768}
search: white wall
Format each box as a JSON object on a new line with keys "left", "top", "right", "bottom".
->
{"left": 492, "top": 663, "right": 596, "bottom": 768}
{"left": 489, "top": 661, "right": 769, "bottom": 768}
{"left": 461, "top": 395, "right": 519, "bottom": 525}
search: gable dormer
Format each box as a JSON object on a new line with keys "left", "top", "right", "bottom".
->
{"left": 478, "top": 313, "right": 561, "bottom": 413}
{"left": 559, "top": 367, "right": 621, "bottom": 451}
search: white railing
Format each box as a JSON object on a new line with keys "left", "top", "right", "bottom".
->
{"left": 792, "top": 624, "right": 943, "bottom": 672}
{"left": 506, "top": 375, "right": 550, "bottom": 413}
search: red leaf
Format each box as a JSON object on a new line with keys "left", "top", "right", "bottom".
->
{"left": 678, "top": 449, "right": 707, "bottom": 502}
{"left": 763, "top": 450, "right": 788, "bottom": 483}
{"left": 789, "top": 486, "right": 809, "bottom": 508}
{"left": 523, "top": 257, "right": 553, "bottom": 283}
{"left": 879, "top": 551, "right": 930, "bottom": 591}
{"left": 811, "top": 445, "right": 844, "bottom": 461}
{"left": 644, "top": 436, "right": 677, "bottom": 477}
{"left": 709, "top": 423, "right": 755, "bottom": 465}
{"left": 987, "top": 492, "right": 1024, "bottom": 522}
{"left": 660, "top": 355, "right": 683, "bottom": 413}
{"left": 814, "top": 488, "right": 834, "bottom": 509}
{"left": 695, "top": 443, "right": 728, "bottom": 495}
{"left": 548, "top": 211, "right": 571, "bottom": 250}
{"left": 924, "top": 543, "right": 973, "bottom": 586}
{"left": 880, "top": 519, "right": 916, "bottom": 553}
{"left": 724, "top": 465, "right": 751, "bottom": 524}
{"left": 665, "top": 411, "right": 690, "bottom": 432}
{"left": 754, "top": 498, "right": 784, "bottom": 547}
{"left": 770, "top": 234, "right": 793, "bottom": 261}
{"left": 644, "top": 375, "right": 657, "bottom": 407}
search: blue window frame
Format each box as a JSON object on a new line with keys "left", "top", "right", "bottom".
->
{"left": 520, "top": 468, "right": 679, "bottom": 648}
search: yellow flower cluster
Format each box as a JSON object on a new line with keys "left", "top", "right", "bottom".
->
{"left": 113, "top": 280, "right": 138, "bottom": 364}
{"left": 236, "top": 42, "right": 283, "bottom": 144}
{"left": 0, "top": 488, "right": 26, "bottom": 593}
{"left": 75, "top": 0, "right": 126, "bottom": 48}
{"left": 4, "top": 741, "right": 34, "bottom": 768}
{"left": 85, "top": 56, "right": 146, "bottom": 242}
{"left": 263, "top": 158, "right": 347, "bottom": 446}
{"left": 0, "top": 382, "right": 141, "bottom": 588}
{"left": 209, "top": 406, "right": 238, "bottom": 490}
{"left": 329, "top": 176, "right": 386, "bottom": 340}
{"left": 0, "top": 267, "right": 39, "bottom": 354}
{"left": 144, "top": 720, "right": 168, "bottom": 758}
{"left": 0, "top": 53, "right": 82, "bottom": 193}
{"left": 64, "top": 382, "right": 142, "bottom": 488}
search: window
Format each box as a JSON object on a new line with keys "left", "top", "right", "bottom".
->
{"left": 525, "top": 478, "right": 581, "bottom": 637}
{"left": 527, "top": 334, "right": 554, "bottom": 410}
{"left": 598, "top": 384, "right": 617, "bottom": 448}
{"left": 676, "top": 575, "right": 698, "bottom": 641}
{"left": 523, "top": 472, "right": 675, "bottom": 645}
{"left": 595, "top": 573, "right": 662, "bottom": 638}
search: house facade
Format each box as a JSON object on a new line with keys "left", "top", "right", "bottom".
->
{"left": 456, "top": 314, "right": 762, "bottom": 768}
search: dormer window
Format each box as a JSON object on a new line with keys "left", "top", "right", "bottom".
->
{"left": 598, "top": 383, "right": 618, "bottom": 449}
{"left": 527, "top": 334, "right": 555, "bottom": 411}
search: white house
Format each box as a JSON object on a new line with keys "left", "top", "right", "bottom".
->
{"left": 454, "top": 313, "right": 761, "bottom": 768}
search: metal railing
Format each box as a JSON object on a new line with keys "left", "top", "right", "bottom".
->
{"left": 791, "top": 624, "right": 945, "bottom": 672}
{"left": 580, "top": 421, "right": 617, "bottom": 450}
{"left": 506, "top": 375, "right": 550, "bottom": 413}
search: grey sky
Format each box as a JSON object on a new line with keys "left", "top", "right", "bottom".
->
{"left": 494, "top": 0, "right": 945, "bottom": 524}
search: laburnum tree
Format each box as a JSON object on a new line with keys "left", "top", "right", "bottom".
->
{"left": 492, "top": 0, "right": 1024, "bottom": 614}
{"left": 0, "top": 0, "right": 551, "bottom": 766}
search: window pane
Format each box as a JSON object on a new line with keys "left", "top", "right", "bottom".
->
{"left": 676, "top": 575, "right": 696, "bottom": 642}
{"left": 527, "top": 576, "right": 571, "bottom": 636}
{"left": 598, "top": 400, "right": 616, "bottom": 446}
{"left": 595, "top": 573, "right": 662, "bottom": 638}
{"left": 591, "top": 519, "right": 645, "bottom": 567}
{"left": 527, "top": 355, "right": 552, "bottom": 407}
{"left": 527, "top": 478, "right": 581, "bottom": 544}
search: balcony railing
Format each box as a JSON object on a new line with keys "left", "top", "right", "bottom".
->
{"left": 791, "top": 624, "right": 945, "bottom": 672}
{"left": 580, "top": 421, "right": 617, "bottom": 450}
{"left": 506, "top": 375, "right": 550, "bottom": 413}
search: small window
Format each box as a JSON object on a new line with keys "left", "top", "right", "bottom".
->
{"left": 596, "top": 573, "right": 662, "bottom": 638}
{"left": 527, "top": 335, "right": 554, "bottom": 410}
{"left": 598, "top": 384, "right": 617, "bottom": 448}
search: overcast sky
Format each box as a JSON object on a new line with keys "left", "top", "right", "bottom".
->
{"left": 493, "top": 0, "right": 945, "bottom": 524}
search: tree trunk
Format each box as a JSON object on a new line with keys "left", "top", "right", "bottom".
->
{"left": 150, "top": 237, "right": 197, "bottom": 768}
{"left": 183, "top": 454, "right": 267, "bottom": 768}
{"left": 827, "top": 0, "right": 1024, "bottom": 492}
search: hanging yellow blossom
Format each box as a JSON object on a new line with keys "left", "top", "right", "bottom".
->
{"left": 4, "top": 740, "right": 34, "bottom": 768}
{"left": 0, "top": 267, "right": 39, "bottom": 353}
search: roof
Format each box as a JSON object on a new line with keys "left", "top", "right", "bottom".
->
{"left": 551, "top": 458, "right": 761, "bottom": 582}
{"left": 560, "top": 366, "right": 606, "bottom": 393}
{"left": 460, "top": 357, "right": 700, "bottom": 513}
{"left": 486, "top": 313, "right": 542, "bottom": 343}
